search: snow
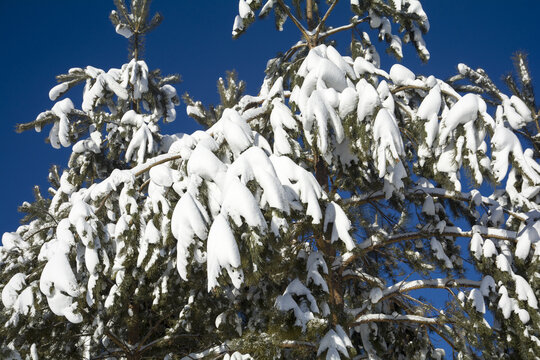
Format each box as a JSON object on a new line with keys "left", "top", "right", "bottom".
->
{"left": 49, "top": 98, "right": 75, "bottom": 148}
{"left": 373, "top": 108, "right": 404, "bottom": 178}
{"left": 417, "top": 84, "right": 441, "bottom": 148}
{"left": 482, "top": 239, "right": 497, "bottom": 258}
{"left": 187, "top": 104, "right": 204, "bottom": 118}
{"left": 430, "top": 237, "right": 453, "bottom": 268}
{"left": 498, "top": 286, "right": 513, "bottom": 319}
{"left": 149, "top": 163, "right": 174, "bottom": 187}
{"left": 270, "top": 155, "right": 323, "bottom": 223}
{"left": 302, "top": 46, "right": 348, "bottom": 92}
{"left": 514, "top": 274, "right": 538, "bottom": 309}
{"left": 1, "top": 232, "right": 27, "bottom": 251}
{"left": 115, "top": 24, "right": 133, "bottom": 38}
{"left": 516, "top": 225, "right": 533, "bottom": 260}
{"left": 317, "top": 329, "right": 349, "bottom": 359}
{"left": 187, "top": 143, "right": 226, "bottom": 181}
{"left": 275, "top": 278, "right": 319, "bottom": 329}
{"left": 389, "top": 64, "right": 417, "bottom": 86}
{"left": 421, "top": 196, "right": 435, "bottom": 216}
{"left": 38, "top": 234, "right": 83, "bottom": 324}
{"left": 470, "top": 233, "right": 483, "bottom": 260}
{"left": 503, "top": 95, "right": 533, "bottom": 129}
{"left": 517, "top": 308, "right": 530, "bottom": 324}
{"left": 468, "top": 288, "right": 485, "bottom": 313}
{"left": 228, "top": 147, "right": 288, "bottom": 212}
{"left": 480, "top": 276, "right": 496, "bottom": 296}
{"left": 172, "top": 192, "right": 210, "bottom": 280}
{"left": 369, "top": 287, "right": 383, "bottom": 303}
{"left": 221, "top": 174, "right": 267, "bottom": 230}
{"left": 492, "top": 125, "right": 540, "bottom": 184}
{"left": 39, "top": 247, "right": 79, "bottom": 297}
{"left": 324, "top": 202, "right": 355, "bottom": 250}
{"left": 306, "top": 252, "right": 329, "bottom": 292}
{"left": 207, "top": 214, "right": 243, "bottom": 291}
{"left": 238, "top": 0, "right": 253, "bottom": 18}
{"left": 338, "top": 87, "right": 358, "bottom": 118}
{"left": 270, "top": 99, "right": 298, "bottom": 155}
{"left": 211, "top": 108, "right": 253, "bottom": 156}
{"left": 439, "top": 94, "right": 484, "bottom": 146}
{"left": 82, "top": 70, "right": 128, "bottom": 112}
{"left": 223, "top": 352, "right": 253, "bottom": 360}
{"left": 259, "top": 0, "right": 275, "bottom": 17}
{"left": 125, "top": 124, "right": 154, "bottom": 164}
{"left": 327, "top": 45, "right": 356, "bottom": 81}
{"left": 2, "top": 273, "right": 26, "bottom": 309}
{"left": 49, "top": 83, "right": 69, "bottom": 101}
{"left": 73, "top": 138, "right": 101, "bottom": 154}
{"left": 232, "top": 15, "right": 244, "bottom": 36}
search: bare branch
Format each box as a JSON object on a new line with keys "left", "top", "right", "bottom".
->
{"left": 318, "top": 16, "right": 369, "bottom": 42}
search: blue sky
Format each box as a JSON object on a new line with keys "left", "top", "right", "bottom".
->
{"left": 1, "top": 0, "right": 539, "bottom": 235}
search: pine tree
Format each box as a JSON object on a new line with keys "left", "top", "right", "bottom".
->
{"left": 2, "top": 0, "right": 540, "bottom": 359}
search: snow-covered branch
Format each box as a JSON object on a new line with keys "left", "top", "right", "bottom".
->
{"left": 131, "top": 152, "right": 182, "bottom": 177}
{"left": 365, "top": 227, "right": 518, "bottom": 252}
{"left": 353, "top": 313, "right": 442, "bottom": 326}
{"left": 180, "top": 343, "right": 230, "bottom": 360}
{"left": 380, "top": 278, "right": 481, "bottom": 300}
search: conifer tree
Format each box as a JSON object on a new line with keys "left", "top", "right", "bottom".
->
{"left": 2, "top": 1, "right": 540, "bottom": 359}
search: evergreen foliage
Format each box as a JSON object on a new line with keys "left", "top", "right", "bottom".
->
{"left": 1, "top": 0, "right": 540, "bottom": 359}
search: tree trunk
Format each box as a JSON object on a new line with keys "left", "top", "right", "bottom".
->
{"left": 314, "top": 158, "right": 344, "bottom": 325}
{"left": 306, "top": 0, "right": 316, "bottom": 31}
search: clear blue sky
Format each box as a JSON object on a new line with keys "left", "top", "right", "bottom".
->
{"left": 1, "top": 0, "right": 539, "bottom": 235}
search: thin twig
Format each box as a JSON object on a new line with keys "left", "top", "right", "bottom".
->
{"left": 314, "top": 0, "right": 339, "bottom": 40}
{"left": 23, "top": 225, "right": 57, "bottom": 241}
